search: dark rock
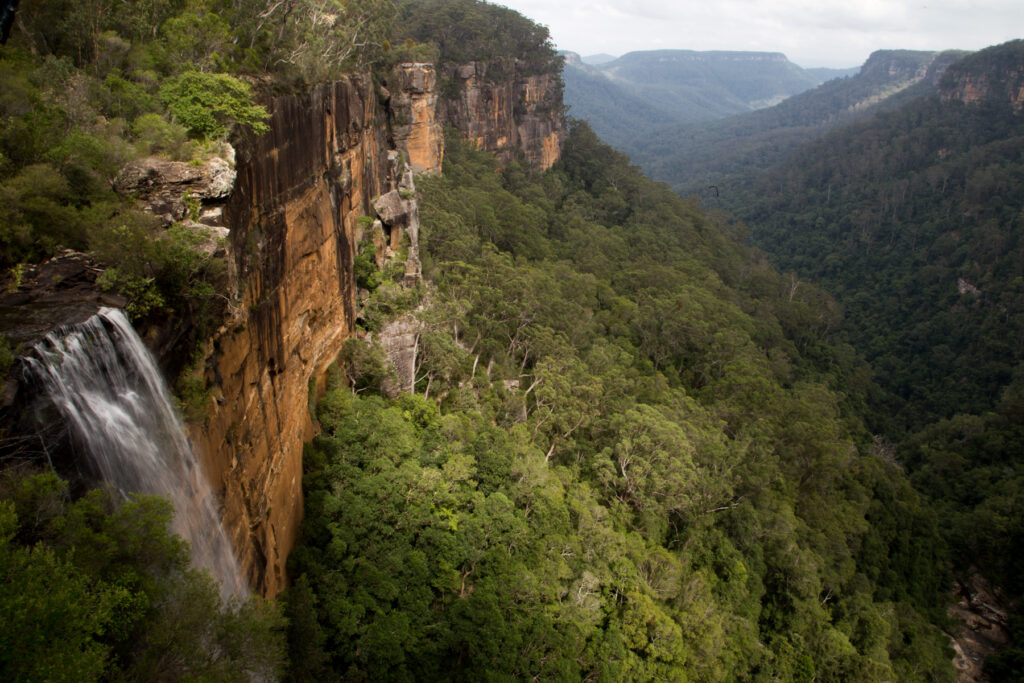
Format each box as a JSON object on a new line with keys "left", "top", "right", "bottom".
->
{"left": 114, "top": 155, "right": 237, "bottom": 223}
{"left": 0, "top": 251, "right": 126, "bottom": 348}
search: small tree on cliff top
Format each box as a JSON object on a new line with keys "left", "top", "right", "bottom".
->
{"left": 159, "top": 71, "right": 269, "bottom": 139}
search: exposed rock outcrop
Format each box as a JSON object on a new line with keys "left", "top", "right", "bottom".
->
{"left": 389, "top": 63, "right": 444, "bottom": 175}
{"left": 441, "top": 60, "right": 564, "bottom": 170}
{"left": 114, "top": 152, "right": 236, "bottom": 228}
{"left": 193, "top": 76, "right": 395, "bottom": 597}
{"left": 0, "top": 251, "right": 126, "bottom": 348}
{"left": 942, "top": 66, "right": 1024, "bottom": 111}
{"left": 948, "top": 572, "right": 1012, "bottom": 682}
{"left": 940, "top": 41, "right": 1024, "bottom": 111}
{"left": 372, "top": 167, "right": 422, "bottom": 286}
{"left": 374, "top": 313, "right": 419, "bottom": 396}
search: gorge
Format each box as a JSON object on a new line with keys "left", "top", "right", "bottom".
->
{"left": 1, "top": 1, "right": 1023, "bottom": 681}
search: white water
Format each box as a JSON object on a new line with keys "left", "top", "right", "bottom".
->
{"left": 25, "top": 307, "right": 247, "bottom": 600}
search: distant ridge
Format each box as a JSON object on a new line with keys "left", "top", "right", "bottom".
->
{"left": 562, "top": 49, "right": 836, "bottom": 150}
{"left": 581, "top": 52, "right": 617, "bottom": 65}
{"left": 629, "top": 49, "right": 965, "bottom": 196}
{"left": 804, "top": 66, "right": 860, "bottom": 82}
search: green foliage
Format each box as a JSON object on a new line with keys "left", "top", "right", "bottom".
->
{"left": 360, "top": 281, "right": 423, "bottom": 332}
{"left": 93, "top": 217, "right": 226, "bottom": 327}
{"left": 174, "top": 351, "right": 212, "bottom": 423}
{"left": 719, "top": 42, "right": 1024, "bottom": 631}
{"left": 354, "top": 240, "right": 382, "bottom": 291}
{"left": 0, "top": 469, "right": 285, "bottom": 681}
{"left": 289, "top": 123, "right": 956, "bottom": 679}
{"left": 739, "top": 51, "right": 1024, "bottom": 430}
{"left": 159, "top": 71, "right": 269, "bottom": 139}
{"left": 395, "top": 0, "right": 560, "bottom": 80}
{"left": 130, "top": 113, "right": 195, "bottom": 159}
{"left": 337, "top": 337, "right": 395, "bottom": 394}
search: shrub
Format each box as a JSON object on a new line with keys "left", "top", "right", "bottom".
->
{"left": 159, "top": 71, "right": 269, "bottom": 140}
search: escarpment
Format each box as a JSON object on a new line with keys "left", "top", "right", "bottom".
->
{"left": 190, "top": 59, "right": 563, "bottom": 596}
{"left": 441, "top": 60, "right": 564, "bottom": 170}
{"left": 188, "top": 75, "right": 394, "bottom": 596}
{"left": 0, "top": 52, "right": 564, "bottom": 598}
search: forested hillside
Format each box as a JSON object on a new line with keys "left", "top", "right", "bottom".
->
{"left": 561, "top": 53, "right": 681, "bottom": 150}
{"left": 562, "top": 49, "right": 830, "bottom": 152}
{"left": 630, "top": 49, "right": 963, "bottom": 198}
{"left": 741, "top": 40, "right": 1024, "bottom": 428}
{"left": 734, "top": 39, "right": 1024, "bottom": 679}
{"left": 284, "top": 126, "right": 956, "bottom": 680}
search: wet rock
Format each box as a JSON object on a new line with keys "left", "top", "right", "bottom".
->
{"left": 948, "top": 572, "right": 1012, "bottom": 682}
{"left": 0, "top": 250, "right": 126, "bottom": 348}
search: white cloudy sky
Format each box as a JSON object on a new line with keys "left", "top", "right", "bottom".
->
{"left": 495, "top": 0, "right": 1024, "bottom": 68}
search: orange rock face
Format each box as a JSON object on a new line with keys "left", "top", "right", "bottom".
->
{"left": 192, "top": 77, "right": 393, "bottom": 597}
{"left": 188, "top": 60, "right": 564, "bottom": 597}
{"left": 442, "top": 61, "right": 564, "bottom": 170}
{"left": 941, "top": 67, "right": 1024, "bottom": 112}
{"left": 391, "top": 63, "right": 444, "bottom": 175}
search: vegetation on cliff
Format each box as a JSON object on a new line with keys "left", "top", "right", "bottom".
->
{"left": 0, "top": 0, "right": 411, "bottom": 329}
{"left": 396, "top": 0, "right": 561, "bottom": 78}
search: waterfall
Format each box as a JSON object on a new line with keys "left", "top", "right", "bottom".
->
{"left": 24, "top": 307, "right": 247, "bottom": 600}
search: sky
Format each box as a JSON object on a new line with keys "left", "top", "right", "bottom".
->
{"left": 494, "top": 0, "right": 1024, "bottom": 68}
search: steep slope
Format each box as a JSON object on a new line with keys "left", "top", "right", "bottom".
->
{"left": 285, "top": 125, "right": 957, "bottom": 682}
{"left": 736, "top": 44, "right": 1024, "bottom": 677}
{"left": 741, "top": 40, "right": 1024, "bottom": 427}
{"left": 561, "top": 52, "right": 681, "bottom": 150}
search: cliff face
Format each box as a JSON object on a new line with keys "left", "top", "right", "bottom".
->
{"left": 941, "top": 65, "right": 1024, "bottom": 111}
{"left": 193, "top": 76, "right": 393, "bottom": 596}
{"left": 441, "top": 61, "right": 564, "bottom": 170}
{"left": 191, "top": 59, "right": 563, "bottom": 596}
{"left": 390, "top": 63, "right": 444, "bottom": 175}
{"left": 939, "top": 41, "right": 1024, "bottom": 111}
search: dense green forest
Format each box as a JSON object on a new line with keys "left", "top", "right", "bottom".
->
{"left": 0, "top": 469, "right": 284, "bottom": 679}
{"left": 731, "top": 40, "right": 1024, "bottom": 678}
{"left": 1, "top": 0, "right": 1020, "bottom": 680}
{"left": 284, "top": 128, "right": 956, "bottom": 680}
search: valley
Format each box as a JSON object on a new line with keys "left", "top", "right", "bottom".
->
{"left": 0, "top": 1, "right": 1021, "bottom": 681}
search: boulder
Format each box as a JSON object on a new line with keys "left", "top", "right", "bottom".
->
{"left": 114, "top": 154, "right": 237, "bottom": 223}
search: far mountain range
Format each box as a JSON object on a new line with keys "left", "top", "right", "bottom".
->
{"left": 562, "top": 48, "right": 963, "bottom": 196}
{"left": 561, "top": 49, "right": 857, "bottom": 149}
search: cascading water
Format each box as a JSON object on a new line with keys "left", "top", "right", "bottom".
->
{"left": 24, "top": 307, "right": 247, "bottom": 600}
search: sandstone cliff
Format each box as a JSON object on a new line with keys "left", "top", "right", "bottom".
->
{"left": 0, "top": 53, "right": 564, "bottom": 597}
{"left": 389, "top": 63, "right": 444, "bottom": 175}
{"left": 441, "top": 60, "right": 564, "bottom": 170}
{"left": 191, "top": 59, "right": 562, "bottom": 596}
{"left": 942, "top": 59, "right": 1024, "bottom": 112}
{"left": 191, "top": 76, "right": 393, "bottom": 596}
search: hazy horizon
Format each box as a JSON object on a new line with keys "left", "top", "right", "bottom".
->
{"left": 497, "top": 0, "right": 1023, "bottom": 69}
